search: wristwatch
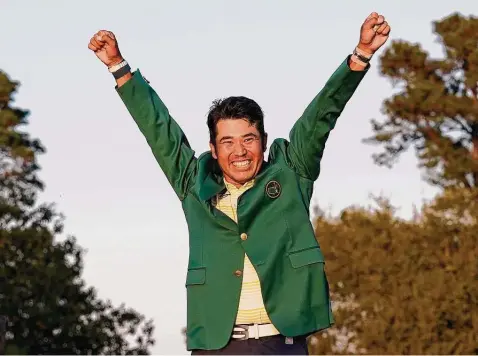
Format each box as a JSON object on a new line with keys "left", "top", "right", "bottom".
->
{"left": 353, "top": 47, "right": 372, "bottom": 64}
{"left": 108, "top": 60, "right": 131, "bottom": 79}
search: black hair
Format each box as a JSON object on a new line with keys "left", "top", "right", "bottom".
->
{"left": 206, "top": 96, "right": 266, "bottom": 145}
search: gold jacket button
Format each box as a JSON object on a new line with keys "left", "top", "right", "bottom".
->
{"left": 240, "top": 233, "right": 248, "bottom": 241}
{"left": 234, "top": 270, "right": 243, "bottom": 277}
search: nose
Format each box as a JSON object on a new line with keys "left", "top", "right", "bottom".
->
{"left": 233, "top": 142, "right": 247, "bottom": 156}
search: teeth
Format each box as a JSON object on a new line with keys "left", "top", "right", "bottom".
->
{"left": 233, "top": 160, "right": 251, "bottom": 167}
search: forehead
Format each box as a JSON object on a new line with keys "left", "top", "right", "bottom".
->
{"left": 215, "top": 119, "right": 259, "bottom": 138}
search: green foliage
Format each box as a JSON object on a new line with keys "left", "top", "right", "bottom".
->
{"left": 0, "top": 70, "right": 155, "bottom": 354}
{"left": 309, "top": 189, "right": 478, "bottom": 354}
{"left": 309, "top": 12, "right": 478, "bottom": 354}
{"left": 365, "top": 12, "right": 478, "bottom": 189}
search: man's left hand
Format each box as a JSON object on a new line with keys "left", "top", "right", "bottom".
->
{"left": 357, "top": 12, "right": 391, "bottom": 55}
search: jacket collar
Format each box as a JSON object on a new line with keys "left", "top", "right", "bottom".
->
{"left": 197, "top": 153, "right": 225, "bottom": 201}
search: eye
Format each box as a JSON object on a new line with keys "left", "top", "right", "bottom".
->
{"left": 244, "top": 137, "right": 254, "bottom": 143}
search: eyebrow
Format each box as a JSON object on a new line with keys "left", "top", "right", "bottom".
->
{"left": 218, "top": 133, "right": 258, "bottom": 143}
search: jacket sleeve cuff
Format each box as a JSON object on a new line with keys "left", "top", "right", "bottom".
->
{"left": 329, "top": 55, "right": 369, "bottom": 91}
{"left": 115, "top": 69, "right": 148, "bottom": 99}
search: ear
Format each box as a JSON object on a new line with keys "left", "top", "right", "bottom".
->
{"left": 209, "top": 142, "right": 218, "bottom": 159}
{"left": 262, "top": 133, "right": 268, "bottom": 152}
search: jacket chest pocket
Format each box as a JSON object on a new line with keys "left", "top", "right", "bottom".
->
{"left": 288, "top": 246, "right": 325, "bottom": 268}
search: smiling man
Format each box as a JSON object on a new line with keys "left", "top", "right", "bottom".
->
{"left": 89, "top": 12, "right": 390, "bottom": 355}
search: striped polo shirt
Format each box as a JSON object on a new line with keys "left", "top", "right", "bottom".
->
{"left": 214, "top": 179, "right": 280, "bottom": 333}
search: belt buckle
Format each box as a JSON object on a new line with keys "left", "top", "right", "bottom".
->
{"left": 233, "top": 325, "right": 250, "bottom": 341}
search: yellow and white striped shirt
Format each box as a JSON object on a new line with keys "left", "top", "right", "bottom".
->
{"left": 214, "top": 179, "right": 279, "bottom": 333}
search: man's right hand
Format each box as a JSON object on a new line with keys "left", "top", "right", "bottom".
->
{"left": 88, "top": 30, "right": 124, "bottom": 68}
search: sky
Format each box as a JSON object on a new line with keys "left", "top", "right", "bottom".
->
{"left": 1, "top": 0, "right": 476, "bottom": 354}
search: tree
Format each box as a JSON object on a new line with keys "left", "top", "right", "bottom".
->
{"left": 0, "top": 70, "right": 155, "bottom": 354}
{"left": 0, "top": 316, "right": 6, "bottom": 354}
{"left": 365, "top": 12, "right": 478, "bottom": 189}
{"left": 308, "top": 189, "right": 478, "bottom": 354}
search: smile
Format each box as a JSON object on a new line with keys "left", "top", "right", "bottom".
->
{"left": 232, "top": 160, "right": 251, "bottom": 168}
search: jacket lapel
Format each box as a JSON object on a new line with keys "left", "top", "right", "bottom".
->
{"left": 197, "top": 153, "right": 238, "bottom": 232}
{"left": 198, "top": 153, "right": 224, "bottom": 201}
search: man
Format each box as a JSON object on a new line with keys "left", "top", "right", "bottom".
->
{"left": 88, "top": 12, "right": 390, "bottom": 355}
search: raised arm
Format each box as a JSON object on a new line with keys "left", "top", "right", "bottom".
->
{"left": 286, "top": 12, "right": 391, "bottom": 181}
{"left": 88, "top": 30, "right": 197, "bottom": 200}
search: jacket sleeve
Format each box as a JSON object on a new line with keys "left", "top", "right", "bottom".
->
{"left": 286, "top": 56, "right": 368, "bottom": 181}
{"left": 116, "top": 70, "right": 197, "bottom": 200}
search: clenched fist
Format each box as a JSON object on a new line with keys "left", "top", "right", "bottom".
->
{"left": 357, "top": 12, "right": 391, "bottom": 55}
{"left": 88, "top": 30, "right": 124, "bottom": 67}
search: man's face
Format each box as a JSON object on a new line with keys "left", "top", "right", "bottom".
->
{"left": 210, "top": 118, "right": 267, "bottom": 187}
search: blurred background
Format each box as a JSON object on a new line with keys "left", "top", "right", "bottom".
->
{"left": 1, "top": 0, "right": 477, "bottom": 354}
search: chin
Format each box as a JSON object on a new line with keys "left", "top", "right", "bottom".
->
{"left": 232, "top": 171, "right": 255, "bottom": 183}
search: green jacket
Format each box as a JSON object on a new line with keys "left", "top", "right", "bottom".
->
{"left": 116, "top": 56, "right": 367, "bottom": 351}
